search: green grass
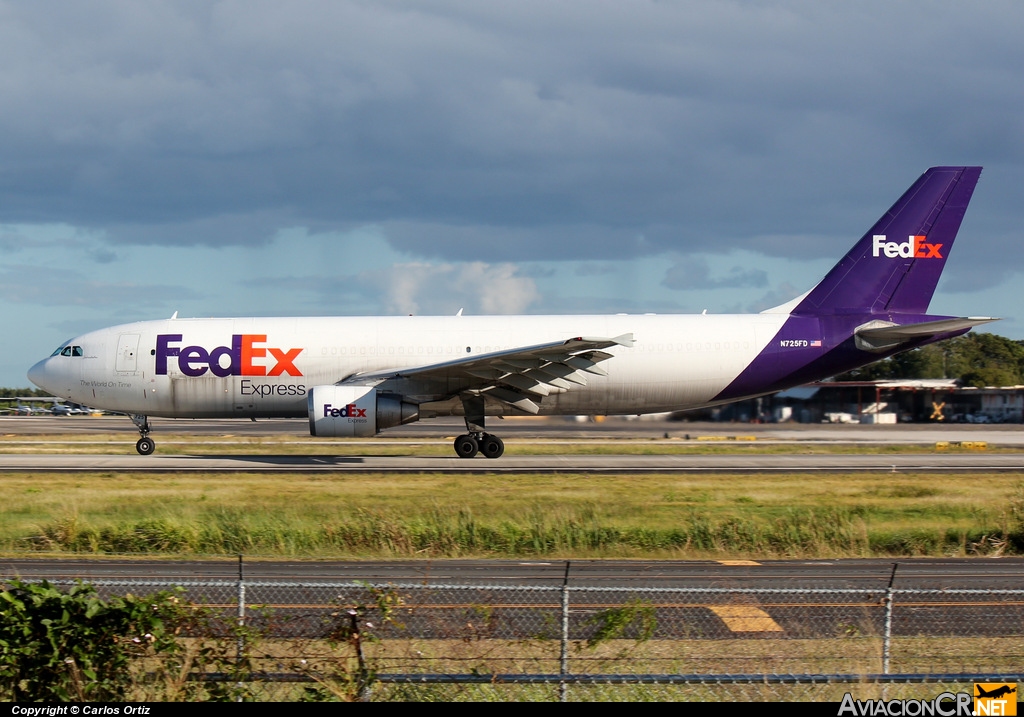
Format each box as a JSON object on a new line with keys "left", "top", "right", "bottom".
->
{"left": 1, "top": 470, "right": 1020, "bottom": 559}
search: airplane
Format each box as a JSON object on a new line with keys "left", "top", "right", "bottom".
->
{"left": 27, "top": 166, "right": 995, "bottom": 458}
{"left": 0, "top": 404, "right": 41, "bottom": 416}
{"left": 0, "top": 398, "right": 61, "bottom": 415}
{"left": 976, "top": 685, "right": 1016, "bottom": 700}
{"left": 50, "top": 402, "right": 90, "bottom": 416}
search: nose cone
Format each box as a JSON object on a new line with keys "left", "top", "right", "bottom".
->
{"left": 27, "top": 358, "right": 53, "bottom": 393}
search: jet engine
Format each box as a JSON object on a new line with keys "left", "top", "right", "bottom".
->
{"left": 308, "top": 385, "right": 419, "bottom": 437}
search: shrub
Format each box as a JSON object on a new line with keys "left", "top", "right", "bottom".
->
{"left": 0, "top": 579, "right": 185, "bottom": 701}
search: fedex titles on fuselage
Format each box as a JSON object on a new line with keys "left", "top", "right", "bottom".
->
{"left": 156, "top": 334, "right": 303, "bottom": 377}
{"left": 156, "top": 334, "right": 306, "bottom": 398}
{"left": 872, "top": 235, "right": 943, "bottom": 259}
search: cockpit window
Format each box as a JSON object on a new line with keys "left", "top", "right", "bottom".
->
{"left": 56, "top": 345, "right": 83, "bottom": 357}
{"left": 50, "top": 339, "right": 74, "bottom": 357}
{"left": 72, "top": 346, "right": 83, "bottom": 357}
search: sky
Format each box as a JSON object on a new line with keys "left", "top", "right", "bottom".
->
{"left": 2, "top": 1, "right": 1022, "bottom": 387}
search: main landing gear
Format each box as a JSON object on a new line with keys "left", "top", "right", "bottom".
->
{"left": 454, "top": 394, "right": 505, "bottom": 459}
{"left": 453, "top": 432, "right": 504, "bottom": 459}
{"left": 130, "top": 414, "right": 155, "bottom": 455}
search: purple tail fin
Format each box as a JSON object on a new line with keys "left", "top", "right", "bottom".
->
{"left": 794, "top": 167, "right": 981, "bottom": 315}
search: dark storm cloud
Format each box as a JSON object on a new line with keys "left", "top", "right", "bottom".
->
{"left": 378, "top": 221, "right": 660, "bottom": 263}
{"left": 746, "top": 282, "right": 804, "bottom": 313}
{"left": 0, "top": 1, "right": 1021, "bottom": 270}
{"left": 661, "top": 257, "right": 768, "bottom": 291}
{"left": 0, "top": 264, "right": 199, "bottom": 307}
{"left": 105, "top": 210, "right": 291, "bottom": 248}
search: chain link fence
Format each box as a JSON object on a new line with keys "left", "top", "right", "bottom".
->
{"left": 16, "top": 574, "right": 1023, "bottom": 701}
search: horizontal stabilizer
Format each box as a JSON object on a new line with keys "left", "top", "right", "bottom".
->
{"left": 855, "top": 316, "right": 998, "bottom": 352}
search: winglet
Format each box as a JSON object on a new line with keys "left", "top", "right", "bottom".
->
{"left": 565, "top": 333, "right": 634, "bottom": 349}
{"left": 612, "top": 332, "right": 635, "bottom": 348}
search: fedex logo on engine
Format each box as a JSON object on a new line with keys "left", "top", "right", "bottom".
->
{"left": 155, "top": 334, "right": 303, "bottom": 378}
{"left": 871, "top": 235, "right": 943, "bottom": 259}
{"left": 323, "top": 403, "right": 367, "bottom": 418}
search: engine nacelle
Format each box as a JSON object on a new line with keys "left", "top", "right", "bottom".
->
{"left": 308, "top": 385, "right": 419, "bottom": 437}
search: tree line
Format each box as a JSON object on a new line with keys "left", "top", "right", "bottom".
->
{"left": 837, "top": 332, "right": 1024, "bottom": 387}
{"left": 0, "top": 387, "right": 51, "bottom": 399}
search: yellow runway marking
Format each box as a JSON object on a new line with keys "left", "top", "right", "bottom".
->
{"left": 708, "top": 605, "right": 784, "bottom": 632}
{"left": 716, "top": 560, "right": 761, "bottom": 566}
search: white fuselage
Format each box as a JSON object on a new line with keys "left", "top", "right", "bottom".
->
{"left": 33, "top": 313, "right": 794, "bottom": 419}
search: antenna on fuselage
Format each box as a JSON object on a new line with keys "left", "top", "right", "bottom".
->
{"left": 170, "top": 311, "right": 178, "bottom": 320}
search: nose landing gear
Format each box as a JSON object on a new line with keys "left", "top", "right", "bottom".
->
{"left": 130, "top": 414, "right": 155, "bottom": 455}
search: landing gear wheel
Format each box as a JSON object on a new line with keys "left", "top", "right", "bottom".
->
{"left": 481, "top": 434, "right": 505, "bottom": 459}
{"left": 454, "top": 434, "right": 479, "bottom": 458}
{"left": 136, "top": 437, "right": 155, "bottom": 455}
{"left": 130, "top": 414, "right": 154, "bottom": 456}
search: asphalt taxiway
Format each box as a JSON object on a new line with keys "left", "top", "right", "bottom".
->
{"left": 4, "top": 556, "right": 1024, "bottom": 589}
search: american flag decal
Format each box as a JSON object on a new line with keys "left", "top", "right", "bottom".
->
{"left": 810, "top": 340, "right": 822, "bottom": 347}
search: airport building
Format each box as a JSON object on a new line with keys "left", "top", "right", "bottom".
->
{"left": 681, "top": 381, "right": 1024, "bottom": 424}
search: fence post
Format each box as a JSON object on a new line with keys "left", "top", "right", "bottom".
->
{"left": 560, "top": 561, "right": 571, "bottom": 702}
{"left": 882, "top": 562, "right": 898, "bottom": 676}
{"left": 237, "top": 554, "right": 246, "bottom": 654}
{"left": 236, "top": 554, "right": 246, "bottom": 701}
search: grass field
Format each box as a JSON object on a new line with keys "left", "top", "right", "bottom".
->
{"left": 2, "top": 468, "right": 1021, "bottom": 558}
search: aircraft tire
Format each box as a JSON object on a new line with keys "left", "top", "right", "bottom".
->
{"left": 481, "top": 435, "right": 504, "bottom": 459}
{"left": 136, "top": 437, "right": 155, "bottom": 455}
{"left": 454, "top": 434, "right": 479, "bottom": 458}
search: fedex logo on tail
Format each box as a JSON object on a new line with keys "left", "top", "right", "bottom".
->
{"left": 872, "top": 235, "right": 943, "bottom": 259}
{"left": 156, "top": 334, "right": 303, "bottom": 378}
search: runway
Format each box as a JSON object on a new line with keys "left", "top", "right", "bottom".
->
{"left": 4, "top": 556, "right": 1024, "bottom": 589}
{"left": 3, "top": 415, "right": 1024, "bottom": 472}
{"left": 4, "top": 452, "right": 1024, "bottom": 472}
{"left": 5, "top": 413, "right": 1024, "bottom": 444}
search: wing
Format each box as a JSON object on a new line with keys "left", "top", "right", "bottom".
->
{"left": 339, "top": 333, "right": 635, "bottom": 414}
